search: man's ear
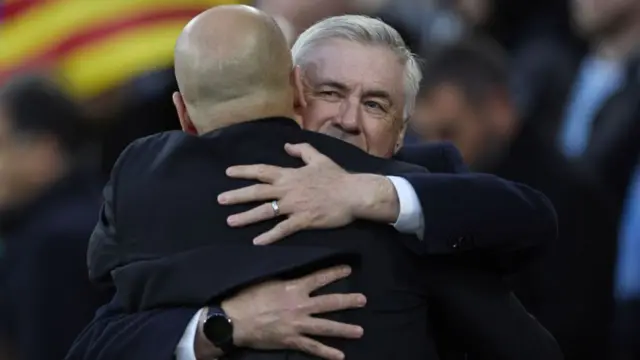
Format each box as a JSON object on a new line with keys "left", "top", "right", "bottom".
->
{"left": 394, "top": 121, "right": 408, "bottom": 154}
{"left": 172, "top": 92, "right": 197, "bottom": 135}
{"left": 291, "top": 66, "right": 307, "bottom": 120}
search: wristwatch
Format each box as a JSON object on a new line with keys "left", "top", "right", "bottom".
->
{"left": 202, "top": 305, "right": 237, "bottom": 354}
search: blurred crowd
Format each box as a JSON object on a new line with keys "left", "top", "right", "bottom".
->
{"left": 0, "top": 0, "right": 638, "bottom": 359}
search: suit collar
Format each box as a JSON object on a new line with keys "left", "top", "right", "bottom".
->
{"left": 201, "top": 117, "right": 299, "bottom": 140}
{"left": 197, "top": 116, "right": 426, "bottom": 176}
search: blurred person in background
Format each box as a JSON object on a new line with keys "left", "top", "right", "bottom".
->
{"left": 255, "top": 0, "right": 354, "bottom": 44}
{"left": 556, "top": 0, "right": 640, "bottom": 202}
{"left": 371, "top": 0, "right": 584, "bottom": 137}
{"left": 560, "top": 1, "right": 640, "bottom": 357}
{"left": 254, "top": 0, "right": 398, "bottom": 46}
{"left": 0, "top": 0, "right": 251, "bottom": 179}
{"left": 0, "top": 75, "right": 110, "bottom": 360}
{"left": 411, "top": 38, "right": 619, "bottom": 360}
{"left": 614, "top": 164, "right": 640, "bottom": 360}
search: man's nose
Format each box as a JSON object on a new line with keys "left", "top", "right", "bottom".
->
{"left": 334, "top": 98, "right": 361, "bottom": 134}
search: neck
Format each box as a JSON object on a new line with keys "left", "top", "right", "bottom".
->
{"left": 594, "top": 18, "right": 640, "bottom": 60}
{"left": 193, "top": 98, "right": 298, "bottom": 134}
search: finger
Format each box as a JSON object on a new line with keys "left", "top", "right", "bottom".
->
{"left": 298, "top": 265, "right": 352, "bottom": 292}
{"left": 297, "top": 317, "right": 364, "bottom": 339}
{"left": 218, "top": 184, "right": 278, "bottom": 205}
{"left": 288, "top": 336, "right": 345, "bottom": 360}
{"left": 227, "top": 202, "right": 281, "bottom": 227}
{"left": 226, "top": 164, "right": 284, "bottom": 183}
{"left": 285, "top": 143, "right": 329, "bottom": 165}
{"left": 307, "top": 293, "right": 367, "bottom": 314}
{"left": 253, "top": 217, "right": 303, "bottom": 245}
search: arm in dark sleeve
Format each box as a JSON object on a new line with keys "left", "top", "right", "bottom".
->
{"left": 87, "top": 179, "right": 118, "bottom": 284}
{"left": 111, "top": 243, "right": 354, "bottom": 311}
{"left": 66, "top": 301, "right": 197, "bottom": 360}
{"left": 425, "top": 259, "right": 563, "bottom": 360}
{"left": 88, "top": 138, "right": 138, "bottom": 285}
{"left": 399, "top": 142, "right": 558, "bottom": 257}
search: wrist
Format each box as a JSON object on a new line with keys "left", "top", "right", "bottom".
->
{"left": 347, "top": 173, "right": 399, "bottom": 223}
{"left": 221, "top": 298, "right": 249, "bottom": 348}
{"left": 195, "top": 301, "right": 247, "bottom": 360}
{"left": 194, "top": 308, "right": 223, "bottom": 360}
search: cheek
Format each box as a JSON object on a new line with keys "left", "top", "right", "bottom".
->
{"left": 301, "top": 100, "right": 337, "bottom": 131}
{"left": 362, "top": 118, "right": 401, "bottom": 157}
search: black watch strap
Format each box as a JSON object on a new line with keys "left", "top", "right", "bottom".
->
{"left": 203, "top": 306, "right": 237, "bottom": 355}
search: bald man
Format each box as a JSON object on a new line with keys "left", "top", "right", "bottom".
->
{"left": 71, "top": 6, "right": 560, "bottom": 360}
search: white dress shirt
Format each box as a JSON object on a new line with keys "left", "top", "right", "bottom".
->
{"left": 175, "top": 176, "right": 424, "bottom": 359}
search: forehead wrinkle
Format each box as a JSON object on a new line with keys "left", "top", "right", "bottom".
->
{"left": 300, "top": 41, "right": 405, "bottom": 113}
{"left": 306, "top": 66, "right": 396, "bottom": 99}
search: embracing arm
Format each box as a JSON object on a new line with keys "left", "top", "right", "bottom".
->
{"left": 348, "top": 168, "right": 557, "bottom": 266}
{"left": 400, "top": 171, "right": 557, "bottom": 255}
{"left": 355, "top": 142, "right": 558, "bottom": 259}
{"left": 398, "top": 142, "right": 557, "bottom": 255}
{"left": 65, "top": 301, "right": 198, "bottom": 360}
{"left": 66, "top": 303, "right": 233, "bottom": 360}
{"left": 220, "top": 142, "right": 556, "bottom": 267}
{"left": 69, "top": 266, "right": 364, "bottom": 360}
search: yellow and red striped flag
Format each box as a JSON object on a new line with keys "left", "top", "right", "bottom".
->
{"left": 0, "top": 0, "right": 247, "bottom": 98}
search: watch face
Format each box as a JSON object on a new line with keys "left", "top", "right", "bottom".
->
{"left": 203, "top": 313, "right": 233, "bottom": 344}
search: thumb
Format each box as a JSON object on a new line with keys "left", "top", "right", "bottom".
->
{"left": 285, "top": 143, "right": 325, "bottom": 165}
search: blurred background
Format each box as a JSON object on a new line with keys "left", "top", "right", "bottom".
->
{"left": 0, "top": 0, "right": 638, "bottom": 359}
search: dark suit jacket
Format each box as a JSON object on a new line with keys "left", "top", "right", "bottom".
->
{"left": 529, "top": 52, "right": 640, "bottom": 211}
{"left": 68, "top": 264, "right": 561, "bottom": 360}
{"left": 88, "top": 125, "right": 557, "bottom": 286}
{"left": 90, "top": 117, "right": 444, "bottom": 360}
{"left": 396, "top": 143, "right": 557, "bottom": 272}
{"left": 71, "top": 118, "right": 561, "bottom": 360}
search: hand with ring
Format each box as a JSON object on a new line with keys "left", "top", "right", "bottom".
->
{"left": 218, "top": 143, "right": 365, "bottom": 245}
{"left": 271, "top": 200, "right": 281, "bottom": 217}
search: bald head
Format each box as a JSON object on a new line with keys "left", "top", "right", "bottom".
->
{"left": 174, "top": 5, "right": 293, "bottom": 130}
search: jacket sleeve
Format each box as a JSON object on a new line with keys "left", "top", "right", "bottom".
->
{"left": 87, "top": 137, "right": 140, "bottom": 285}
{"left": 65, "top": 300, "right": 198, "bottom": 360}
{"left": 110, "top": 243, "right": 355, "bottom": 312}
{"left": 397, "top": 142, "right": 558, "bottom": 261}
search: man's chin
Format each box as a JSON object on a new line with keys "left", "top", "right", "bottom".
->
{"left": 321, "top": 129, "right": 348, "bottom": 140}
{"left": 320, "top": 130, "right": 358, "bottom": 146}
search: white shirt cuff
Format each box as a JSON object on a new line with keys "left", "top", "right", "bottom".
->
{"left": 175, "top": 308, "right": 205, "bottom": 360}
{"left": 387, "top": 176, "right": 424, "bottom": 240}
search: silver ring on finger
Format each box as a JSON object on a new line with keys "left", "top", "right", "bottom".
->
{"left": 271, "top": 200, "right": 280, "bottom": 217}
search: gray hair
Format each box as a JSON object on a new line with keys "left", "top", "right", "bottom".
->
{"left": 291, "top": 15, "right": 422, "bottom": 120}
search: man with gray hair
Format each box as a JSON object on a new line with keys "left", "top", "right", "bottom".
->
{"left": 69, "top": 8, "right": 560, "bottom": 360}
{"left": 218, "top": 14, "right": 554, "bottom": 249}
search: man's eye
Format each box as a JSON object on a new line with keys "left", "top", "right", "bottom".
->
{"left": 364, "top": 101, "right": 384, "bottom": 111}
{"left": 320, "top": 91, "right": 340, "bottom": 97}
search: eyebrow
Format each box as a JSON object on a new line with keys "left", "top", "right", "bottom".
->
{"left": 317, "top": 80, "right": 394, "bottom": 105}
{"left": 317, "top": 80, "right": 349, "bottom": 92}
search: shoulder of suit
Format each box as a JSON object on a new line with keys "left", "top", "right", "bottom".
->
{"left": 123, "top": 130, "right": 187, "bottom": 154}
{"left": 433, "top": 141, "right": 463, "bottom": 162}
{"left": 401, "top": 141, "right": 457, "bottom": 156}
{"left": 111, "top": 131, "right": 187, "bottom": 174}
{"left": 396, "top": 141, "right": 465, "bottom": 173}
